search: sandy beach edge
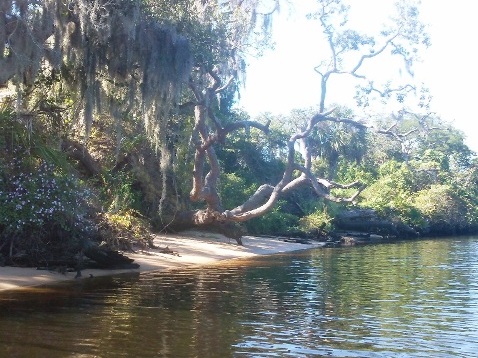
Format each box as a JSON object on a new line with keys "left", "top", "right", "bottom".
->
{"left": 0, "top": 231, "right": 323, "bottom": 292}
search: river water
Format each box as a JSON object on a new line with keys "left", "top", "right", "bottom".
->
{"left": 1, "top": 236, "right": 478, "bottom": 357}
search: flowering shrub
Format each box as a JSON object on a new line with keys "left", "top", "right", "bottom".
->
{"left": 0, "top": 152, "right": 94, "bottom": 260}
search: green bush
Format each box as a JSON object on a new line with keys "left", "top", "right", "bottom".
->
{"left": 245, "top": 201, "right": 299, "bottom": 236}
{"left": 299, "top": 207, "right": 334, "bottom": 233}
{"left": 360, "top": 160, "right": 421, "bottom": 226}
{"left": 412, "top": 184, "right": 468, "bottom": 234}
{"left": 102, "top": 171, "right": 143, "bottom": 213}
{"left": 219, "top": 172, "right": 256, "bottom": 210}
{"left": 0, "top": 152, "right": 93, "bottom": 261}
{"left": 335, "top": 159, "right": 375, "bottom": 186}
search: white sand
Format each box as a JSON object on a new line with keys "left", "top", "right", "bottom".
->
{"left": 0, "top": 232, "right": 322, "bottom": 292}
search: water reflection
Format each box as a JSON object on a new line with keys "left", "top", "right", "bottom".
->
{"left": 1, "top": 237, "right": 478, "bottom": 357}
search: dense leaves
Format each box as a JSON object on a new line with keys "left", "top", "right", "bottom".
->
{"left": 0, "top": 147, "right": 94, "bottom": 263}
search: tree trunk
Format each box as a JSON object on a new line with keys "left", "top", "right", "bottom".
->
{"left": 61, "top": 139, "right": 101, "bottom": 177}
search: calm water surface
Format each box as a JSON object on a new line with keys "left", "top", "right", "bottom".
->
{"left": 1, "top": 236, "right": 478, "bottom": 357}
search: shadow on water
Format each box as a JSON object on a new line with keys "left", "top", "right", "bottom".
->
{"left": 0, "top": 272, "right": 141, "bottom": 310}
{"left": 1, "top": 236, "right": 478, "bottom": 357}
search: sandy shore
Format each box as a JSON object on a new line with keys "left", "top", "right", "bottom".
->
{"left": 0, "top": 231, "right": 322, "bottom": 292}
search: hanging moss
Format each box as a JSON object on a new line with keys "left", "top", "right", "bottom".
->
{"left": 1, "top": 0, "right": 192, "bottom": 146}
{"left": 2, "top": 0, "right": 279, "bottom": 227}
{"left": 1, "top": 0, "right": 193, "bottom": 220}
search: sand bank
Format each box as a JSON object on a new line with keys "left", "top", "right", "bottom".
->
{"left": 0, "top": 232, "right": 322, "bottom": 292}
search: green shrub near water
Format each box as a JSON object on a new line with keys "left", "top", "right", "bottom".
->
{"left": 412, "top": 184, "right": 469, "bottom": 234}
{"left": 298, "top": 202, "right": 341, "bottom": 233}
{"left": 0, "top": 151, "right": 94, "bottom": 262}
{"left": 245, "top": 201, "right": 299, "bottom": 236}
{"left": 359, "top": 159, "right": 478, "bottom": 234}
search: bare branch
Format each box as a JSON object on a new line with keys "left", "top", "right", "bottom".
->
{"left": 215, "top": 76, "right": 235, "bottom": 94}
{"left": 377, "top": 127, "right": 418, "bottom": 139}
{"left": 368, "top": 83, "right": 416, "bottom": 99}
{"left": 350, "top": 31, "right": 400, "bottom": 77}
{"left": 208, "top": 69, "right": 222, "bottom": 93}
{"left": 223, "top": 119, "right": 270, "bottom": 136}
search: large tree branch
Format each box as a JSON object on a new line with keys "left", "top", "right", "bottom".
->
{"left": 189, "top": 65, "right": 267, "bottom": 214}
{"left": 220, "top": 108, "right": 367, "bottom": 222}
{"left": 215, "top": 76, "right": 234, "bottom": 94}
{"left": 225, "top": 103, "right": 431, "bottom": 221}
{"left": 189, "top": 104, "right": 222, "bottom": 210}
{"left": 225, "top": 184, "right": 274, "bottom": 216}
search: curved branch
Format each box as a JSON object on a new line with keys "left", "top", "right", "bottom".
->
{"left": 219, "top": 108, "right": 374, "bottom": 222}
{"left": 225, "top": 184, "right": 274, "bottom": 216}
{"left": 207, "top": 69, "right": 226, "bottom": 93}
{"left": 215, "top": 76, "right": 234, "bottom": 94}
{"left": 223, "top": 119, "right": 270, "bottom": 136}
{"left": 223, "top": 131, "right": 300, "bottom": 222}
{"left": 350, "top": 31, "right": 400, "bottom": 77}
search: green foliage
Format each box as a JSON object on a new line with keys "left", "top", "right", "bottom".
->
{"left": 360, "top": 154, "right": 478, "bottom": 234}
{"left": 245, "top": 201, "right": 299, "bottom": 236}
{"left": 219, "top": 173, "right": 255, "bottom": 210}
{"left": 0, "top": 105, "right": 96, "bottom": 262}
{"left": 417, "top": 125, "right": 473, "bottom": 171}
{"left": 0, "top": 151, "right": 94, "bottom": 260}
{"left": 445, "top": 164, "right": 478, "bottom": 230}
{"left": 249, "top": 105, "right": 478, "bottom": 237}
{"left": 335, "top": 159, "right": 375, "bottom": 185}
{"left": 298, "top": 204, "right": 335, "bottom": 233}
{"left": 360, "top": 160, "right": 422, "bottom": 226}
{"left": 0, "top": 106, "right": 30, "bottom": 151}
{"left": 98, "top": 210, "right": 154, "bottom": 250}
{"left": 412, "top": 184, "right": 468, "bottom": 234}
{"left": 101, "top": 171, "right": 143, "bottom": 213}
{"left": 216, "top": 111, "right": 286, "bottom": 187}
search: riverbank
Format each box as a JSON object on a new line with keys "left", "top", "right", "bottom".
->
{"left": 0, "top": 231, "right": 322, "bottom": 292}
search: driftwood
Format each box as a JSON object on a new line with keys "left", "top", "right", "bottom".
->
{"left": 333, "top": 209, "right": 418, "bottom": 238}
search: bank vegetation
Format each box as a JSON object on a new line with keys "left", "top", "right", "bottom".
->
{"left": 1, "top": 0, "right": 477, "bottom": 267}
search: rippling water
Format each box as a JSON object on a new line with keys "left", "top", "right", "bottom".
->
{"left": 1, "top": 236, "right": 478, "bottom": 357}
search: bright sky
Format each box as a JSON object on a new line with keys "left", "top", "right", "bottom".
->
{"left": 238, "top": 0, "right": 478, "bottom": 153}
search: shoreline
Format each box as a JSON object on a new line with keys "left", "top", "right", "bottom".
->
{"left": 0, "top": 231, "right": 323, "bottom": 292}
